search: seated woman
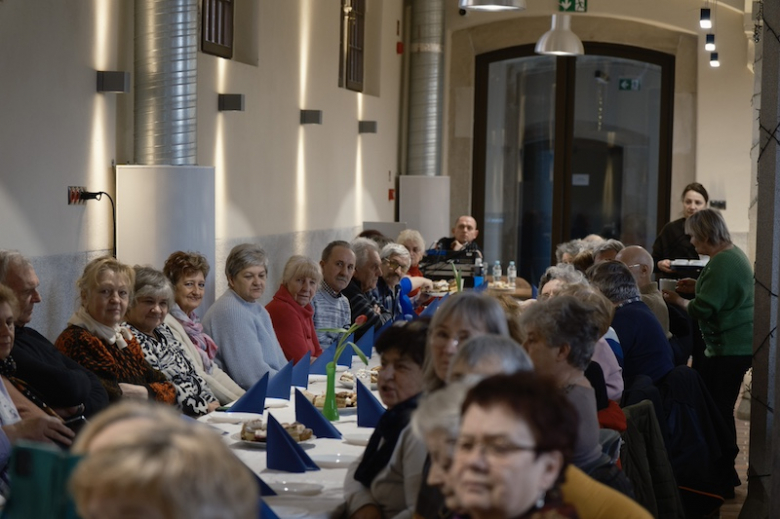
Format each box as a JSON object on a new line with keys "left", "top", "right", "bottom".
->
{"left": 163, "top": 251, "right": 245, "bottom": 404}
{"left": 55, "top": 257, "right": 176, "bottom": 404}
{"left": 397, "top": 229, "right": 433, "bottom": 298}
{"left": 344, "top": 319, "right": 428, "bottom": 519}
{"left": 0, "top": 285, "right": 74, "bottom": 495}
{"left": 202, "top": 244, "right": 286, "bottom": 389}
{"left": 124, "top": 266, "right": 219, "bottom": 416}
{"left": 452, "top": 372, "right": 579, "bottom": 519}
{"left": 70, "top": 402, "right": 258, "bottom": 519}
{"left": 266, "top": 256, "right": 323, "bottom": 363}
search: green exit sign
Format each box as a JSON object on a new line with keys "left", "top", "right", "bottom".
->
{"left": 619, "top": 78, "right": 641, "bottom": 91}
{"left": 559, "top": 0, "right": 587, "bottom": 12}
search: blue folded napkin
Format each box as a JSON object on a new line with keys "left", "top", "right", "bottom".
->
{"left": 356, "top": 379, "right": 385, "bottom": 428}
{"left": 294, "top": 389, "right": 342, "bottom": 439}
{"left": 532, "top": 283, "right": 538, "bottom": 299}
{"left": 309, "top": 343, "right": 336, "bottom": 375}
{"left": 265, "top": 414, "right": 319, "bottom": 473}
{"left": 260, "top": 500, "right": 280, "bottom": 519}
{"left": 336, "top": 333, "right": 355, "bottom": 367}
{"left": 355, "top": 327, "right": 374, "bottom": 358}
{"left": 229, "top": 373, "right": 269, "bottom": 413}
{"left": 474, "top": 277, "right": 488, "bottom": 291}
{"left": 292, "top": 352, "right": 311, "bottom": 388}
{"left": 267, "top": 361, "right": 293, "bottom": 400}
{"left": 374, "top": 319, "right": 394, "bottom": 343}
{"left": 254, "top": 474, "right": 277, "bottom": 496}
{"left": 420, "top": 293, "right": 448, "bottom": 317}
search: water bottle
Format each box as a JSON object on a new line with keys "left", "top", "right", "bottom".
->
{"left": 507, "top": 261, "right": 517, "bottom": 288}
{"left": 492, "top": 260, "right": 502, "bottom": 284}
{"left": 473, "top": 257, "right": 483, "bottom": 277}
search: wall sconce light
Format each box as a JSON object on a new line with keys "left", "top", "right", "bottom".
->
{"left": 458, "top": 0, "right": 526, "bottom": 11}
{"left": 300, "top": 110, "right": 323, "bottom": 125}
{"left": 218, "top": 94, "right": 245, "bottom": 111}
{"left": 710, "top": 52, "right": 720, "bottom": 67}
{"left": 700, "top": 8, "right": 712, "bottom": 29}
{"left": 704, "top": 34, "right": 716, "bottom": 51}
{"left": 535, "top": 14, "right": 584, "bottom": 56}
{"left": 358, "top": 121, "right": 378, "bottom": 134}
{"left": 96, "top": 71, "right": 130, "bottom": 93}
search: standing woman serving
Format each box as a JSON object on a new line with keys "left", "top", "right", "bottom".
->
{"left": 55, "top": 257, "right": 175, "bottom": 404}
{"left": 266, "top": 255, "right": 323, "bottom": 363}
{"left": 663, "top": 208, "right": 753, "bottom": 489}
{"left": 652, "top": 182, "right": 708, "bottom": 277}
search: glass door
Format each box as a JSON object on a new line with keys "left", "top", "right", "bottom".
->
{"left": 472, "top": 44, "right": 674, "bottom": 286}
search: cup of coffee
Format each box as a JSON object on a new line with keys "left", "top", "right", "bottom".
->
{"left": 659, "top": 278, "right": 677, "bottom": 293}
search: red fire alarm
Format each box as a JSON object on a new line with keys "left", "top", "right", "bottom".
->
{"left": 396, "top": 42, "right": 404, "bottom": 54}
{"left": 388, "top": 188, "right": 395, "bottom": 201}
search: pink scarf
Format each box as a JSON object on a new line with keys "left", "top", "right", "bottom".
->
{"left": 170, "top": 304, "right": 218, "bottom": 374}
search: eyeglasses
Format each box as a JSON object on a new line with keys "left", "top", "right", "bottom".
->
{"left": 625, "top": 264, "right": 642, "bottom": 269}
{"left": 383, "top": 259, "right": 409, "bottom": 273}
{"left": 455, "top": 436, "right": 539, "bottom": 459}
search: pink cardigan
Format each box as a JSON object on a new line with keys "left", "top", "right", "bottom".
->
{"left": 266, "top": 285, "right": 323, "bottom": 362}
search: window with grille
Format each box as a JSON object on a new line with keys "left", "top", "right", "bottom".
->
{"left": 339, "top": 0, "right": 365, "bottom": 92}
{"left": 202, "top": 0, "right": 234, "bottom": 59}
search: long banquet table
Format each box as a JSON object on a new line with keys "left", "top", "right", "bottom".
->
{"left": 200, "top": 354, "right": 383, "bottom": 519}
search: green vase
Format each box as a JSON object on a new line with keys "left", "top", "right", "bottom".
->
{"left": 323, "top": 362, "right": 340, "bottom": 421}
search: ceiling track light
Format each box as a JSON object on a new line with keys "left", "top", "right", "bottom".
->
{"left": 700, "top": 8, "right": 712, "bottom": 29}
{"left": 705, "top": 33, "right": 716, "bottom": 51}
{"left": 535, "top": 14, "right": 584, "bottom": 56}
{"left": 710, "top": 52, "right": 720, "bottom": 67}
{"left": 458, "top": 0, "right": 526, "bottom": 11}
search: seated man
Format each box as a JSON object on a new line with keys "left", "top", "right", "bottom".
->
{"left": 616, "top": 246, "right": 670, "bottom": 337}
{"left": 0, "top": 251, "right": 109, "bottom": 418}
{"left": 342, "top": 239, "right": 384, "bottom": 339}
{"left": 375, "top": 243, "right": 412, "bottom": 323}
{"left": 312, "top": 241, "right": 356, "bottom": 349}
{"left": 587, "top": 261, "right": 674, "bottom": 385}
{"left": 344, "top": 320, "right": 428, "bottom": 519}
{"left": 435, "top": 216, "right": 481, "bottom": 255}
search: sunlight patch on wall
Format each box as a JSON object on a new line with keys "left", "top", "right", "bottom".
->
{"left": 296, "top": 127, "right": 308, "bottom": 232}
{"left": 215, "top": 58, "right": 228, "bottom": 238}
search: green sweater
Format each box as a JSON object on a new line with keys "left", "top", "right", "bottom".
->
{"left": 687, "top": 246, "right": 753, "bottom": 357}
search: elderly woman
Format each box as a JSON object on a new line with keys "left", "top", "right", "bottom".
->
{"left": 446, "top": 334, "right": 533, "bottom": 383}
{"left": 424, "top": 292, "right": 510, "bottom": 392}
{"left": 376, "top": 243, "right": 412, "bottom": 323}
{"left": 452, "top": 373, "right": 579, "bottom": 519}
{"left": 123, "top": 266, "right": 219, "bottom": 416}
{"left": 163, "top": 251, "right": 244, "bottom": 405}
{"left": 202, "top": 244, "right": 286, "bottom": 390}
{"left": 653, "top": 182, "right": 709, "bottom": 277}
{"left": 538, "top": 263, "right": 586, "bottom": 299}
{"left": 397, "top": 229, "right": 433, "bottom": 297}
{"left": 663, "top": 208, "right": 753, "bottom": 484}
{"left": 266, "top": 255, "right": 323, "bottom": 362}
{"left": 70, "top": 402, "right": 258, "bottom": 519}
{"left": 55, "top": 257, "right": 175, "bottom": 404}
{"left": 345, "top": 319, "right": 428, "bottom": 519}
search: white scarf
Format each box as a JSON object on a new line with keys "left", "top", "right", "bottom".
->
{"left": 67, "top": 306, "right": 132, "bottom": 349}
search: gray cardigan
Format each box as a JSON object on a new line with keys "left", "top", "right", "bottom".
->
{"left": 203, "top": 289, "right": 287, "bottom": 390}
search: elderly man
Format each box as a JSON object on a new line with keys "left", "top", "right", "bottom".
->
{"left": 375, "top": 243, "right": 412, "bottom": 323}
{"left": 312, "top": 241, "right": 356, "bottom": 349}
{"left": 587, "top": 261, "right": 674, "bottom": 384}
{"left": 616, "top": 246, "right": 670, "bottom": 337}
{"left": 343, "top": 238, "right": 384, "bottom": 339}
{"left": 593, "top": 239, "right": 625, "bottom": 263}
{"left": 435, "top": 215, "right": 481, "bottom": 254}
{"left": 0, "top": 251, "right": 109, "bottom": 418}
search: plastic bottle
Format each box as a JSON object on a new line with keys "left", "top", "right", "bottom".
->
{"left": 492, "top": 260, "right": 502, "bottom": 284}
{"left": 473, "top": 257, "right": 483, "bottom": 277}
{"left": 507, "top": 261, "right": 517, "bottom": 288}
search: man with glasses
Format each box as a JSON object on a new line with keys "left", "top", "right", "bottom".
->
{"left": 375, "top": 244, "right": 412, "bottom": 323}
{"left": 615, "top": 246, "right": 670, "bottom": 338}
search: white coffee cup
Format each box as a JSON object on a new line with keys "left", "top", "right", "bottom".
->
{"left": 659, "top": 278, "right": 677, "bottom": 293}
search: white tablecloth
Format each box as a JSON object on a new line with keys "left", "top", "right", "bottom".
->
{"left": 200, "top": 355, "right": 382, "bottom": 519}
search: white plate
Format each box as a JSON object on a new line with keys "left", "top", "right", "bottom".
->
{"left": 335, "top": 365, "right": 348, "bottom": 373}
{"left": 308, "top": 374, "right": 327, "bottom": 382}
{"left": 343, "top": 432, "right": 373, "bottom": 446}
{"left": 269, "top": 505, "right": 309, "bottom": 518}
{"left": 310, "top": 453, "right": 358, "bottom": 468}
{"left": 268, "top": 481, "right": 324, "bottom": 496}
{"left": 230, "top": 433, "right": 315, "bottom": 450}
{"left": 422, "top": 291, "right": 449, "bottom": 297}
{"left": 208, "top": 412, "right": 264, "bottom": 424}
{"left": 339, "top": 379, "right": 378, "bottom": 390}
{"left": 265, "top": 397, "right": 289, "bottom": 409}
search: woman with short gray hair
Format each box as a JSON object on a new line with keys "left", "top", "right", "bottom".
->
{"left": 203, "top": 244, "right": 286, "bottom": 389}
{"left": 447, "top": 334, "right": 533, "bottom": 383}
{"left": 538, "top": 263, "right": 587, "bottom": 299}
{"left": 124, "top": 266, "right": 219, "bottom": 416}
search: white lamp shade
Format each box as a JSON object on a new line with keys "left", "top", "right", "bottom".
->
{"left": 459, "top": 0, "right": 526, "bottom": 11}
{"left": 535, "top": 14, "right": 584, "bottom": 56}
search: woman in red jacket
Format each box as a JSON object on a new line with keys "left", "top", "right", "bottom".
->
{"left": 266, "top": 255, "right": 323, "bottom": 362}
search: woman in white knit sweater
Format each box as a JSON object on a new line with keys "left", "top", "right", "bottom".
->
{"left": 202, "top": 244, "right": 287, "bottom": 390}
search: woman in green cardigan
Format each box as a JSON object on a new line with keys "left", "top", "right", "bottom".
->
{"left": 663, "top": 208, "right": 752, "bottom": 492}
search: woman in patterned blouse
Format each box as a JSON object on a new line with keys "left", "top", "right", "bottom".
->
{"left": 55, "top": 257, "right": 175, "bottom": 405}
{"left": 124, "top": 266, "right": 219, "bottom": 416}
